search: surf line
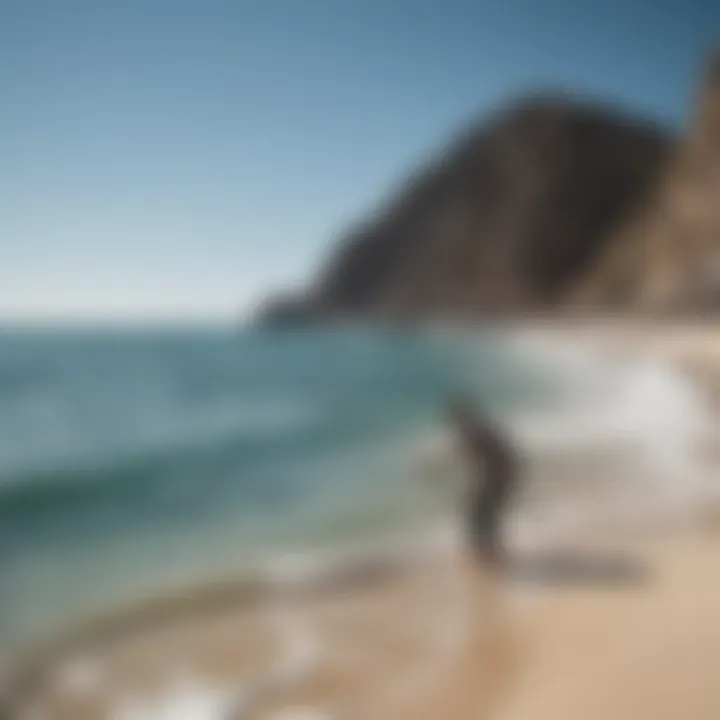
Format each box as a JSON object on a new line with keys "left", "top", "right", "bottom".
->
{"left": 225, "top": 601, "right": 325, "bottom": 719}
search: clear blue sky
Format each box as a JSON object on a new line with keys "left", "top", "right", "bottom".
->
{"left": 1, "top": 0, "right": 718, "bottom": 322}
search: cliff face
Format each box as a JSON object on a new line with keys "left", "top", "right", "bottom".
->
{"left": 262, "top": 95, "right": 670, "bottom": 323}
{"left": 260, "top": 89, "right": 687, "bottom": 323}
{"left": 576, "top": 51, "right": 720, "bottom": 311}
{"left": 310, "top": 98, "right": 670, "bottom": 319}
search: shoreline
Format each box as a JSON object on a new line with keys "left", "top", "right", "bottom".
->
{"left": 0, "top": 529, "right": 448, "bottom": 713}
{"left": 5, "top": 320, "right": 720, "bottom": 719}
{"left": 8, "top": 520, "right": 720, "bottom": 719}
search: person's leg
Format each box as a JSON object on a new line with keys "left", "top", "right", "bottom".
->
{"left": 470, "top": 507, "right": 502, "bottom": 566}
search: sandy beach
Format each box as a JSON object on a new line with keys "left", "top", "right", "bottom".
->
{"left": 6, "top": 321, "right": 720, "bottom": 720}
{"left": 6, "top": 522, "right": 720, "bottom": 720}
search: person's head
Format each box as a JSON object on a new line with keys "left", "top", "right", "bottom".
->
{"left": 446, "top": 396, "right": 480, "bottom": 434}
{"left": 446, "top": 395, "right": 498, "bottom": 435}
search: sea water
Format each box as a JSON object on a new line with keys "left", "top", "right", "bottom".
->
{"left": 0, "top": 326, "right": 713, "bottom": 659}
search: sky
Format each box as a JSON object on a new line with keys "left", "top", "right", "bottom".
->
{"left": 1, "top": 0, "right": 718, "bottom": 323}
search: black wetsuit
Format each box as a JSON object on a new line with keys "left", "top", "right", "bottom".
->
{"left": 458, "top": 421, "right": 516, "bottom": 562}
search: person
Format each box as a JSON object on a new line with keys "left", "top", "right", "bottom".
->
{"left": 446, "top": 398, "right": 518, "bottom": 566}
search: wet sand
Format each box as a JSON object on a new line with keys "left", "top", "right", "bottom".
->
{"left": 6, "top": 522, "right": 720, "bottom": 720}
{"left": 6, "top": 547, "right": 501, "bottom": 719}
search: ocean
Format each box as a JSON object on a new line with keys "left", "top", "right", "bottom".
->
{"left": 0, "top": 326, "right": 714, "bottom": 661}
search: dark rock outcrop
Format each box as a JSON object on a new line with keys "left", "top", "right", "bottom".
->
{"left": 259, "top": 93, "right": 673, "bottom": 323}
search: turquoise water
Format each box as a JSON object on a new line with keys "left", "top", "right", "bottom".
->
{"left": 0, "top": 327, "right": 566, "bottom": 655}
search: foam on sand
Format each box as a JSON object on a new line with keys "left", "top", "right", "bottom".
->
{"left": 111, "top": 675, "right": 235, "bottom": 720}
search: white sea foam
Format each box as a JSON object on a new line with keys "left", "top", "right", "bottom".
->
{"left": 54, "top": 655, "right": 106, "bottom": 697}
{"left": 112, "top": 675, "right": 235, "bottom": 720}
{"left": 508, "top": 334, "right": 717, "bottom": 534}
{"left": 421, "top": 332, "right": 718, "bottom": 544}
